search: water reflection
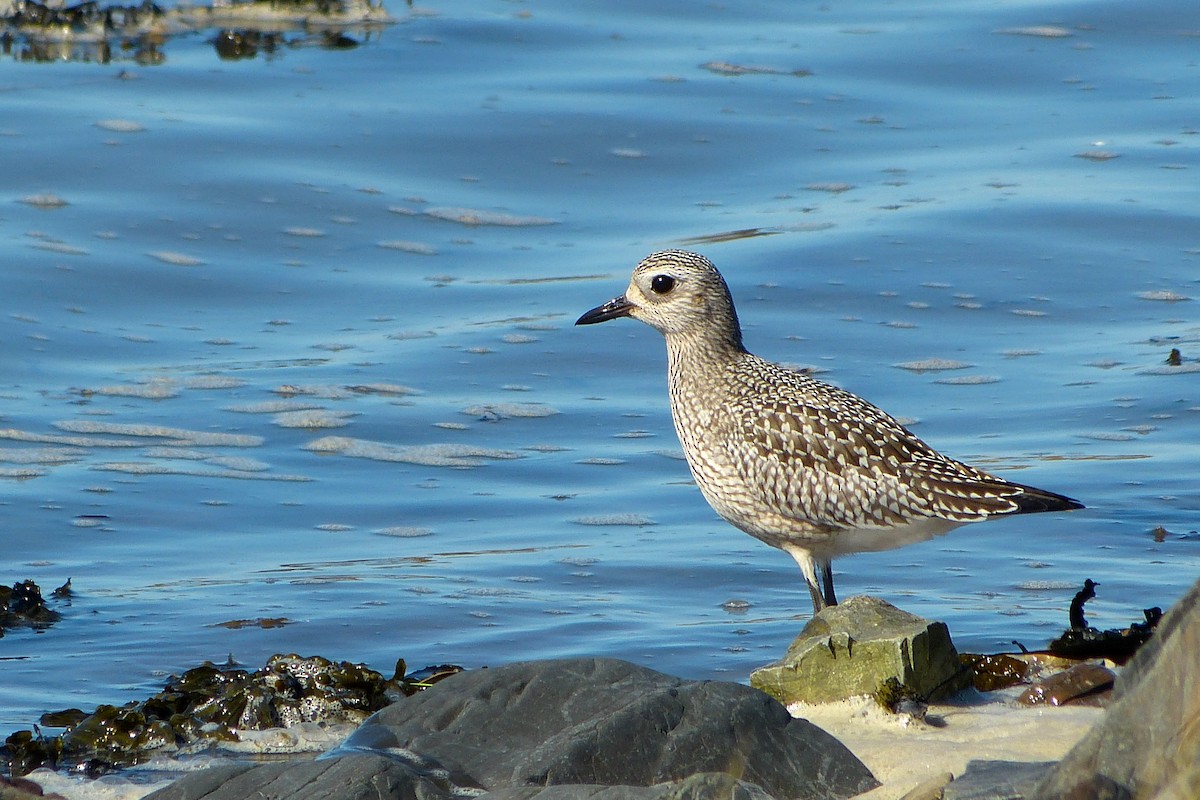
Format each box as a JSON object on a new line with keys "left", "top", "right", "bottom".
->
{"left": 0, "top": 0, "right": 394, "bottom": 63}
{"left": 212, "top": 27, "right": 362, "bottom": 60}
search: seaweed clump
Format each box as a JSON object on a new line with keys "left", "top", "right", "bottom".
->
{"left": 0, "top": 580, "right": 67, "bottom": 637}
{"left": 2, "top": 654, "right": 462, "bottom": 778}
{"left": 961, "top": 578, "right": 1164, "bottom": 706}
{"left": 1048, "top": 578, "right": 1160, "bottom": 664}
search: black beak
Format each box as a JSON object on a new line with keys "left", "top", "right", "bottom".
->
{"left": 576, "top": 295, "right": 636, "bottom": 325}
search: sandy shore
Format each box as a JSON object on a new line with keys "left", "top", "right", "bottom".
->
{"left": 792, "top": 690, "right": 1103, "bottom": 799}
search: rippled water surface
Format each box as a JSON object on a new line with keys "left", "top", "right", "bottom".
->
{"left": 3, "top": 0, "right": 1198, "bottom": 750}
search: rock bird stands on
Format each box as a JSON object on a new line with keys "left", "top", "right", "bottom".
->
{"left": 576, "top": 250, "right": 1083, "bottom": 614}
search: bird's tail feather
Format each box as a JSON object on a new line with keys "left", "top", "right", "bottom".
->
{"left": 1010, "top": 483, "right": 1085, "bottom": 514}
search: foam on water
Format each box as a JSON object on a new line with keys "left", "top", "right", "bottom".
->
{"left": 375, "top": 526, "right": 433, "bottom": 538}
{"left": 893, "top": 359, "right": 973, "bottom": 372}
{"left": 224, "top": 400, "right": 326, "bottom": 413}
{"left": 935, "top": 375, "right": 1002, "bottom": 386}
{"left": 460, "top": 403, "right": 558, "bottom": 419}
{"left": 421, "top": 208, "right": 558, "bottom": 227}
{"left": 92, "top": 462, "right": 312, "bottom": 481}
{"left": 573, "top": 514, "right": 656, "bottom": 527}
{"left": 0, "top": 429, "right": 146, "bottom": 448}
{"left": 272, "top": 410, "right": 357, "bottom": 429}
{"left": 147, "top": 251, "right": 206, "bottom": 266}
{"left": 304, "top": 436, "right": 522, "bottom": 467}
{"left": 378, "top": 240, "right": 438, "bottom": 255}
{"left": 19, "top": 193, "right": 69, "bottom": 208}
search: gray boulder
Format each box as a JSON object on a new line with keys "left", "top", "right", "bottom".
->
{"left": 750, "top": 596, "right": 971, "bottom": 705}
{"left": 143, "top": 657, "right": 877, "bottom": 800}
{"left": 940, "top": 760, "right": 1054, "bottom": 800}
{"left": 481, "top": 772, "right": 776, "bottom": 800}
{"left": 142, "top": 753, "right": 450, "bottom": 800}
{"left": 343, "top": 657, "right": 876, "bottom": 799}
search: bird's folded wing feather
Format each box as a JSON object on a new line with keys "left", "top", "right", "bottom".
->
{"left": 727, "top": 365, "right": 1020, "bottom": 528}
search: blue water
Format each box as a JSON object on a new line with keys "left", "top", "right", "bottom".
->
{"left": 3, "top": 0, "right": 1198, "bottom": 750}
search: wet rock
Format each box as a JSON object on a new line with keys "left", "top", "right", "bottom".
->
{"left": 1047, "top": 614, "right": 1159, "bottom": 664}
{"left": 345, "top": 658, "right": 876, "bottom": 799}
{"left": 2, "top": 654, "right": 460, "bottom": 777}
{"left": 0, "top": 730, "right": 64, "bottom": 785}
{"left": 960, "top": 652, "right": 1029, "bottom": 692}
{"left": 0, "top": 580, "right": 63, "bottom": 635}
{"left": 147, "top": 766, "right": 779, "bottom": 800}
{"left": 143, "top": 753, "right": 444, "bottom": 800}
{"left": 148, "top": 658, "right": 876, "bottom": 800}
{"left": 1033, "top": 577, "right": 1200, "bottom": 799}
{"left": 58, "top": 704, "right": 176, "bottom": 768}
{"left": 482, "top": 772, "right": 777, "bottom": 800}
{"left": 897, "top": 771, "right": 953, "bottom": 800}
{"left": 1016, "top": 663, "right": 1115, "bottom": 707}
{"left": 0, "top": 774, "right": 68, "bottom": 800}
{"left": 942, "top": 760, "right": 1055, "bottom": 800}
{"left": 750, "top": 596, "right": 971, "bottom": 704}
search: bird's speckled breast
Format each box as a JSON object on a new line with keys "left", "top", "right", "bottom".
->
{"left": 666, "top": 346, "right": 834, "bottom": 548}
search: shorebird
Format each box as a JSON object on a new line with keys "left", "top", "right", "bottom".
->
{"left": 576, "top": 250, "right": 1083, "bottom": 614}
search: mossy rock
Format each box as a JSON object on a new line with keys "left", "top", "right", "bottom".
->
{"left": 750, "top": 596, "right": 971, "bottom": 705}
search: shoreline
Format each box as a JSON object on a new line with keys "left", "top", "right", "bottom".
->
{"left": 792, "top": 691, "right": 1103, "bottom": 800}
{"left": 9, "top": 660, "right": 1108, "bottom": 800}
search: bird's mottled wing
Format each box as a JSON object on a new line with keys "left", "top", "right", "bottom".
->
{"left": 903, "top": 452, "right": 1024, "bottom": 520}
{"left": 725, "top": 358, "right": 1020, "bottom": 528}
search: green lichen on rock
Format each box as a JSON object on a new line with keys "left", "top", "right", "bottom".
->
{"left": 750, "top": 596, "right": 971, "bottom": 705}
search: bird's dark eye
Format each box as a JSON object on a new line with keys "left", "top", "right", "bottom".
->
{"left": 650, "top": 275, "right": 676, "bottom": 294}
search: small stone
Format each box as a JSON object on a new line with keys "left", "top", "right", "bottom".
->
{"left": 947, "top": 760, "right": 1057, "bottom": 800}
{"left": 961, "top": 652, "right": 1029, "bottom": 692}
{"left": 1018, "top": 662, "right": 1115, "bottom": 707}
{"left": 750, "top": 596, "right": 971, "bottom": 704}
{"left": 898, "top": 771, "right": 954, "bottom": 800}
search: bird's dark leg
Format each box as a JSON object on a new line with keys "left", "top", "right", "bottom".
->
{"left": 805, "top": 581, "right": 825, "bottom": 614}
{"left": 819, "top": 559, "right": 838, "bottom": 608}
{"left": 785, "top": 545, "right": 836, "bottom": 615}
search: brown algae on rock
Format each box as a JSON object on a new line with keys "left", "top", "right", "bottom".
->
{"left": 1, "top": 654, "right": 463, "bottom": 777}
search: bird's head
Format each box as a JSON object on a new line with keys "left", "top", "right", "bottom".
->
{"left": 576, "top": 250, "right": 742, "bottom": 345}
